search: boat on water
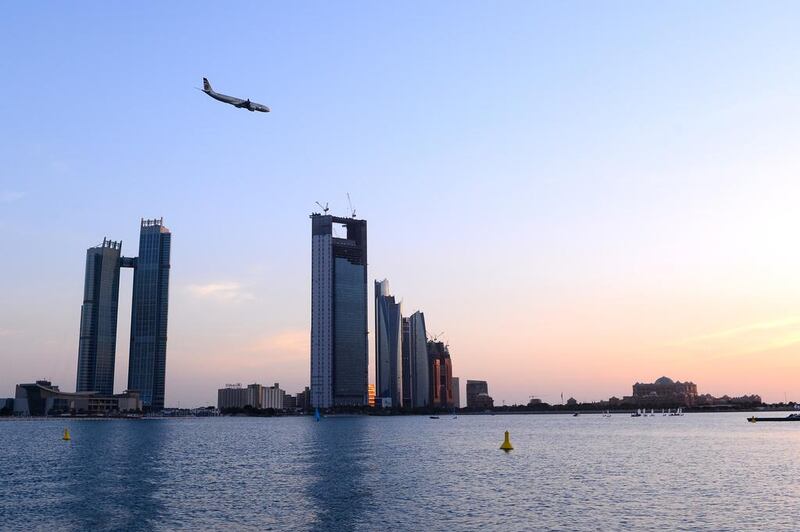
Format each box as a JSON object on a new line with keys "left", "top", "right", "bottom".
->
{"left": 573, "top": 412, "right": 580, "bottom": 417}
{"left": 748, "top": 414, "right": 800, "bottom": 423}
{"left": 429, "top": 416, "right": 440, "bottom": 419}
{"left": 631, "top": 409, "right": 643, "bottom": 417}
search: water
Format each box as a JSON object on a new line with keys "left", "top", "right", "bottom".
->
{"left": 1, "top": 413, "right": 799, "bottom": 531}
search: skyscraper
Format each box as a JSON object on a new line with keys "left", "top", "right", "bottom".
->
{"left": 408, "top": 311, "right": 429, "bottom": 408}
{"left": 310, "top": 214, "right": 368, "bottom": 408}
{"left": 401, "top": 317, "right": 413, "bottom": 406}
{"left": 428, "top": 340, "right": 454, "bottom": 408}
{"left": 127, "top": 218, "right": 171, "bottom": 410}
{"left": 375, "top": 279, "right": 403, "bottom": 407}
{"left": 76, "top": 238, "right": 122, "bottom": 396}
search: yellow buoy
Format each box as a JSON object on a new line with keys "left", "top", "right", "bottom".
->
{"left": 500, "top": 430, "right": 513, "bottom": 451}
{"left": 63, "top": 428, "right": 71, "bottom": 441}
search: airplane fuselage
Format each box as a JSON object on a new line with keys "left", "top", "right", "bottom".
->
{"left": 203, "top": 88, "right": 270, "bottom": 112}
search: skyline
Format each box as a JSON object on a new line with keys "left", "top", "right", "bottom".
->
{"left": 3, "top": 2, "right": 800, "bottom": 405}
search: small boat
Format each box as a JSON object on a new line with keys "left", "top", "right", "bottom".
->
{"left": 573, "top": 412, "right": 580, "bottom": 417}
{"left": 429, "top": 416, "right": 440, "bottom": 419}
{"left": 631, "top": 409, "right": 642, "bottom": 417}
{"left": 748, "top": 414, "right": 800, "bottom": 423}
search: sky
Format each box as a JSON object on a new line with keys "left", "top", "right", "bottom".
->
{"left": 2, "top": 2, "right": 800, "bottom": 406}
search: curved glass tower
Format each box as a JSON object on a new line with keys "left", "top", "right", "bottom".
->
{"left": 375, "top": 279, "right": 403, "bottom": 407}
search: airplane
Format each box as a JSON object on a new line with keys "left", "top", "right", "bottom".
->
{"left": 200, "top": 78, "right": 270, "bottom": 113}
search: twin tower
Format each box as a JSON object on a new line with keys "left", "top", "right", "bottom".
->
{"left": 75, "top": 218, "right": 171, "bottom": 410}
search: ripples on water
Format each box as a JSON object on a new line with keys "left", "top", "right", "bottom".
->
{"left": 1, "top": 413, "right": 799, "bottom": 531}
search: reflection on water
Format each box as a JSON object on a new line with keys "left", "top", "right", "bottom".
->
{"left": 2, "top": 413, "right": 800, "bottom": 531}
{"left": 304, "top": 416, "right": 371, "bottom": 529}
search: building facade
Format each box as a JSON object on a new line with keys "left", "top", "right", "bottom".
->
{"left": 15, "top": 380, "right": 140, "bottom": 416}
{"left": 128, "top": 218, "right": 172, "bottom": 411}
{"left": 310, "top": 214, "right": 368, "bottom": 408}
{"left": 264, "top": 383, "right": 286, "bottom": 409}
{"left": 218, "top": 384, "right": 247, "bottom": 409}
{"left": 452, "top": 377, "right": 460, "bottom": 409}
{"left": 428, "top": 341, "right": 454, "bottom": 408}
{"left": 375, "top": 279, "right": 403, "bottom": 407}
{"left": 466, "top": 380, "right": 489, "bottom": 408}
{"left": 401, "top": 317, "right": 413, "bottom": 406}
{"left": 76, "top": 239, "right": 122, "bottom": 396}
{"left": 296, "top": 387, "right": 311, "bottom": 410}
{"left": 629, "top": 376, "right": 698, "bottom": 407}
{"left": 408, "top": 311, "right": 429, "bottom": 408}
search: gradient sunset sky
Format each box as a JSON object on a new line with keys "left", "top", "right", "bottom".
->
{"left": 2, "top": 2, "right": 800, "bottom": 406}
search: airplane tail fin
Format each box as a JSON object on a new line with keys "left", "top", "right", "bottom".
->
{"left": 202, "top": 77, "right": 212, "bottom": 92}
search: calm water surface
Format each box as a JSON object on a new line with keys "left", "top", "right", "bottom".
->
{"left": 1, "top": 413, "right": 799, "bottom": 531}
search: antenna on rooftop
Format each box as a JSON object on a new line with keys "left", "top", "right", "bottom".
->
{"left": 315, "top": 201, "right": 330, "bottom": 214}
{"left": 346, "top": 192, "right": 356, "bottom": 218}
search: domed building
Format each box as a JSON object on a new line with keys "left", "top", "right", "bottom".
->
{"left": 629, "top": 376, "right": 698, "bottom": 406}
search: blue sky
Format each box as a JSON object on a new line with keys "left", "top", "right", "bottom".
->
{"left": 2, "top": 2, "right": 800, "bottom": 405}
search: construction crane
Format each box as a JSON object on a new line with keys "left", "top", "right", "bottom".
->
{"left": 429, "top": 331, "right": 445, "bottom": 343}
{"left": 346, "top": 192, "right": 356, "bottom": 218}
{"left": 315, "top": 201, "right": 329, "bottom": 214}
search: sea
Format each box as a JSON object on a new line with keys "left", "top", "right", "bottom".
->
{"left": 1, "top": 412, "right": 798, "bottom": 531}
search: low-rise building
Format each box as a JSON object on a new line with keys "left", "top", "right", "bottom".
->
{"left": 472, "top": 392, "right": 494, "bottom": 409}
{"left": 295, "top": 387, "right": 310, "bottom": 411}
{"left": 1, "top": 398, "right": 14, "bottom": 414}
{"left": 626, "top": 376, "right": 698, "bottom": 407}
{"left": 14, "top": 380, "right": 141, "bottom": 416}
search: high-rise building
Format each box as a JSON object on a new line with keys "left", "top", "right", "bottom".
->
{"left": 408, "top": 311, "right": 429, "bottom": 408}
{"left": 367, "top": 383, "right": 376, "bottom": 407}
{"left": 466, "top": 380, "right": 489, "bottom": 408}
{"left": 452, "top": 377, "right": 461, "bottom": 409}
{"left": 128, "top": 218, "right": 171, "bottom": 410}
{"left": 76, "top": 239, "right": 122, "bottom": 396}
{"left": 401, "top": 317, "right": 413, "bottom": 406}
{"left": 375, "top": 279, "right": 403, "bottom": 407}
{"left": 428, "top": 341, "right": 454, "bottom": 408}
{"left": 310, "top": 214, "right": 368, "bottom": 408}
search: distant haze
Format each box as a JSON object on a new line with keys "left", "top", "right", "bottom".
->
{"left": 2, "top": 2, "right": 799, "bottom": 406}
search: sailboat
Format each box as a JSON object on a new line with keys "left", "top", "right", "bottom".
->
{"left": 631, "top": 408, "right": 642, "bottom": 417}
